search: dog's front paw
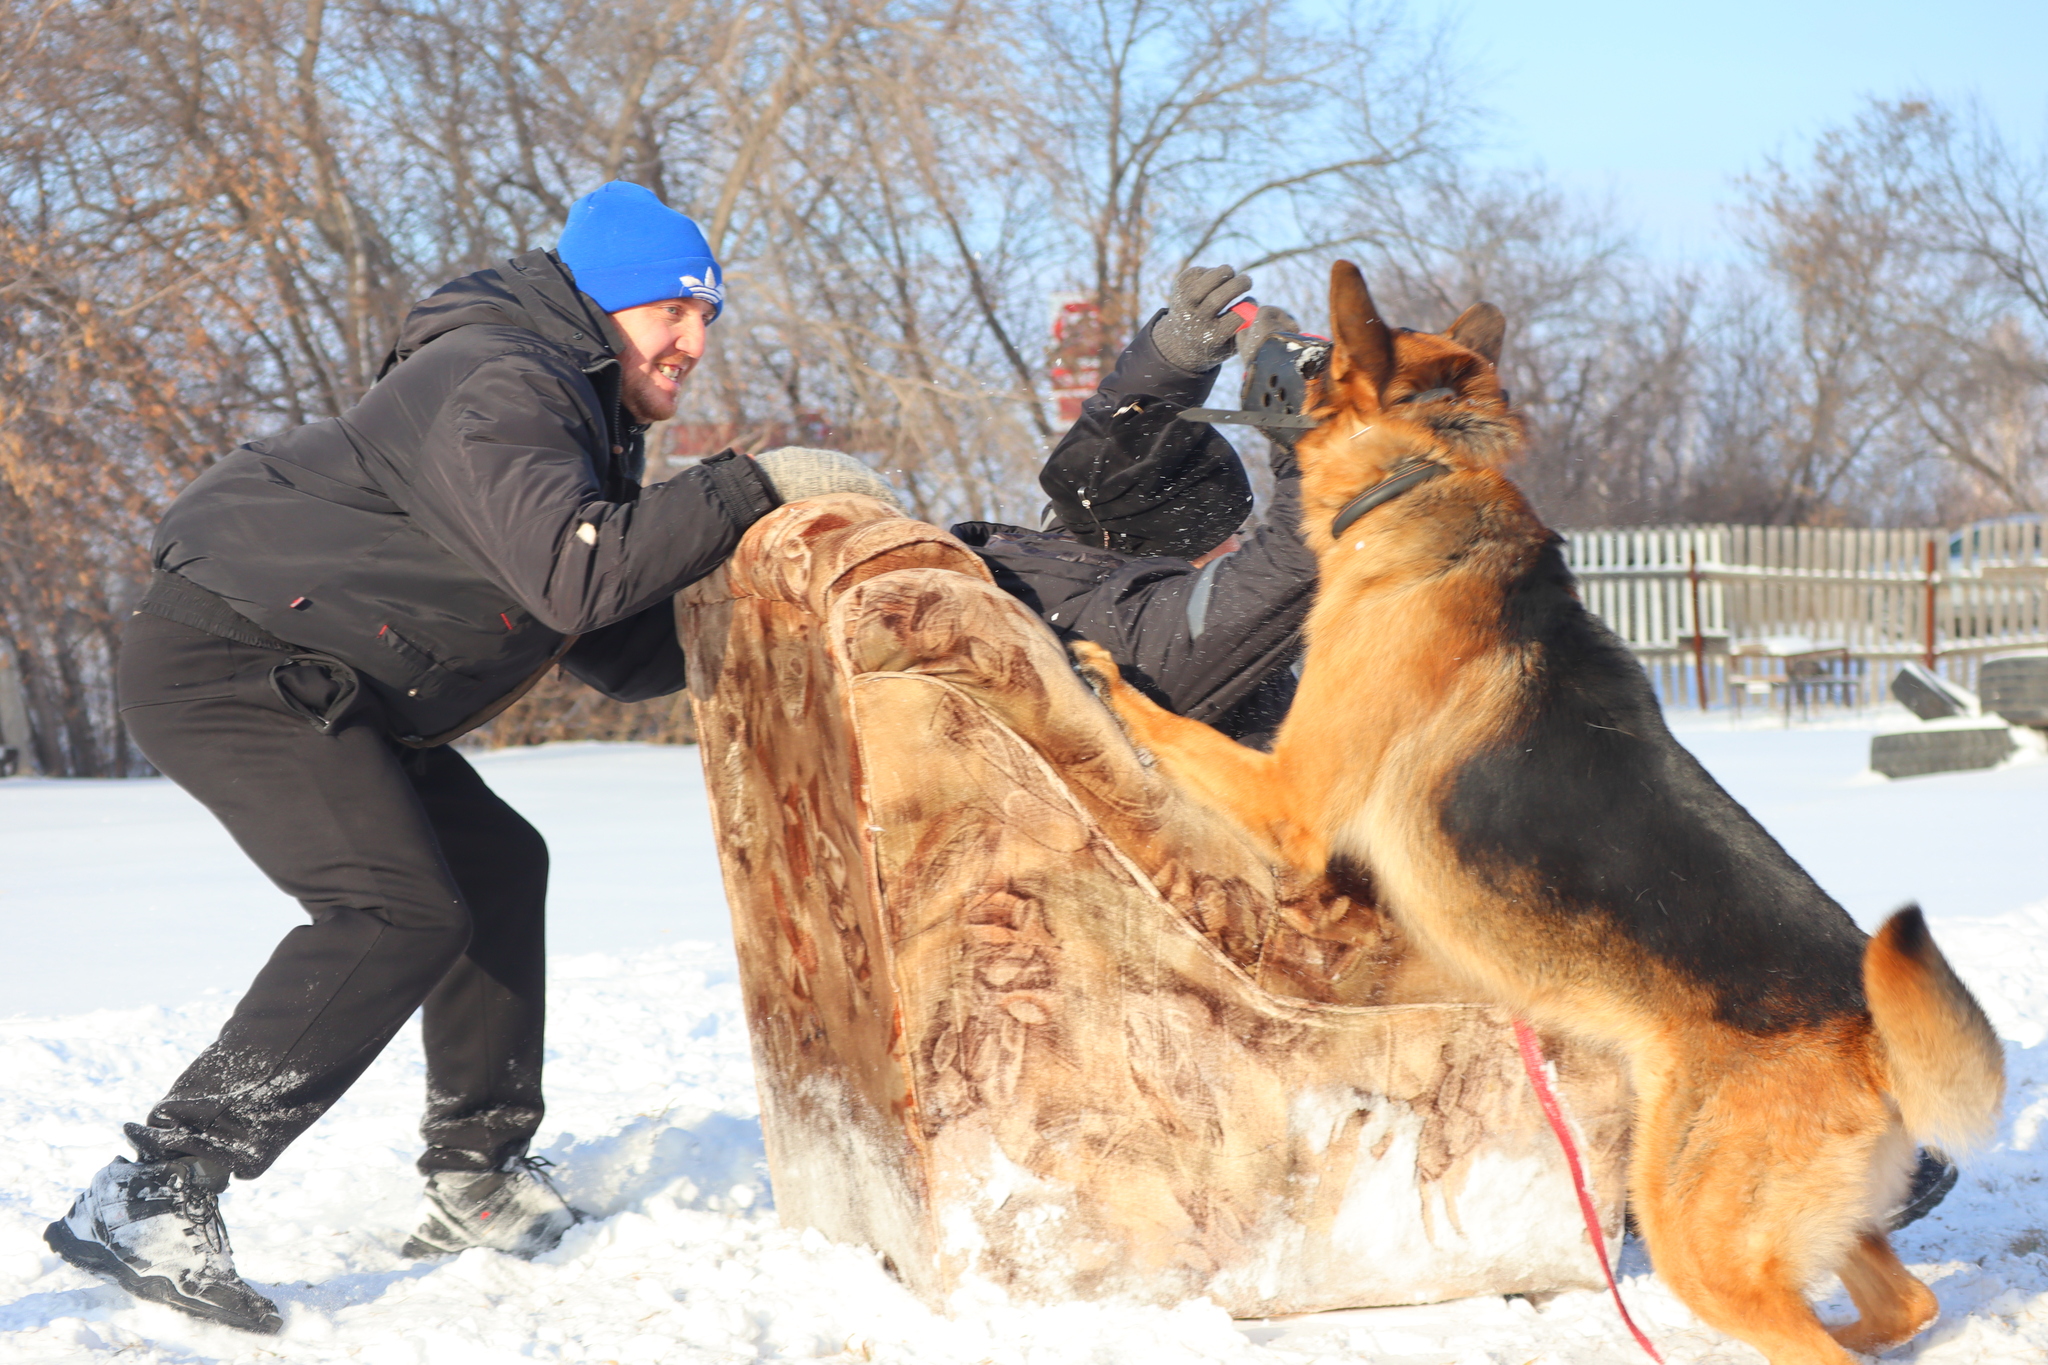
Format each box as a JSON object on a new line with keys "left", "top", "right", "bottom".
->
{"left": 1069, "top": 640, "right": 1122, "bottom": 702}
{"left": 1070, "top": 641, "right": 1157, "bottom": 762}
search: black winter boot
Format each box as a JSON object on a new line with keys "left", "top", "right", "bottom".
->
{"left": 45, "top": 1154, "right": 281, "bottom": 1333}
{"left": 402, "top": 1155, "right": 582, "bottom": 1259}
{"left": 1887, "top": 1148, "right": 1960, "bottom": 1232}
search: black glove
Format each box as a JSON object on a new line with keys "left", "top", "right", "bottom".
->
{"left": 1240, "top": 308, "right": 1315, "bottom": 463}
{"left": 1152, "top": 264, "right": 1253, "bottom": 373}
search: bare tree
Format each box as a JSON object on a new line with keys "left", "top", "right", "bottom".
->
{"left": 1027, "top": 0, "right": 1464, "bottom": 346}
{"left": 1322, "top": 97, "right": 2048, "bottom": 530}
{"left": 1719, "top": 99, "right": 2048, "bottom": 524}
{"left": 47, "top": 3, "right": 2044, "bottom": 768}
{"left": 1885, "top": 99, "right": 2048, "bottom": 516}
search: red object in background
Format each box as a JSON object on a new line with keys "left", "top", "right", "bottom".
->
{"left": 1045, "top": 294, "right": 1258, "bottom": 432}
{"left": 1924, "top": 536, "right": 1939, "bottom": 670}
{"left": 1048, "top": 294, "right": 1107, "bottom": 430}
{"left": 1689, "top": 548, "right": 1708, "bottom": 711}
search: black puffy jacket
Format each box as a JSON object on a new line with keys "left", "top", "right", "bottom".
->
{"left": 954, "top": 314, "right": 1316, "bottom": 745}
{"left": 152, "top": 249, "right": 777, "bottom": 740}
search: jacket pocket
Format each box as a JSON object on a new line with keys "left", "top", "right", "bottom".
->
{"left": 265, "top": 655, "right": 364, "bottom": 733}
{"left": 377, "top": 624, "right": 463, "bottom": 701}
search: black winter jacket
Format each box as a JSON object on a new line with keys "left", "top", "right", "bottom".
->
{"left": 954, "top": 314, "right": 1316, "bottom": 745}
{"left": 152, "top": 249, "right": 778, "bottom": 740}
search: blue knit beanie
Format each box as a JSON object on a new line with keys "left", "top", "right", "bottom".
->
{"left": 557, "top": 182, "right": 724, "bottom": 320}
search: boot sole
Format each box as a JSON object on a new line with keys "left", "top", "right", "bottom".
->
{"left": 400, "top": 1234, "right": 458, "bottom": 1259}
{"left": 1889, "top": 1158, "right": 1960, "bottom": 1231}
{"left": 399, "top": 1226, "right": 561, "bottom": 1259}
{"left": 44, "top": 1218, "right": 282, "bottom": 1334}
{"left": 403, "top": 1203, "right": 579, "bottom": 1260}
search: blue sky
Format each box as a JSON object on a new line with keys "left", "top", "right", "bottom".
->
{"left": 1426, "top": 0, "right": 2048, "bottom": 260}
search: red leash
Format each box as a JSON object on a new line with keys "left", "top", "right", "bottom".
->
{"left": 1512, "top": 1018, "right": 1665, "bottom": 1363}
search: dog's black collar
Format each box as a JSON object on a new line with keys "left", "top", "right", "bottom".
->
{"left": 1329, "top": 459, "right": 1450, "bottom": 538}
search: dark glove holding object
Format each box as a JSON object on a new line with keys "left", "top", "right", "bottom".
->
{"left": 1152, "top": 264, "right": 1254, "bottom": 373}
{"left": 1234, "top": 304, "right": 1302, "bottom": 366}
{"left": 1178, "top": 321, "right": 1331, "bottom": 456}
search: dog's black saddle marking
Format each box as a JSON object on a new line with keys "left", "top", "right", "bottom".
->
{"left": 1441, "top": 539, "right": 1868, "bottom": 1033}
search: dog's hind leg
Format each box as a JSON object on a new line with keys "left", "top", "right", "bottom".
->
{"left": 1636, "top": 1185, "right": 1863, "bottom": 1365}
{"left": 1630, "top": 1055, "right": 1879, "bottom": 1365}
{"left": 1829, "top": 1231, "right": 1938, "bottom": 1355}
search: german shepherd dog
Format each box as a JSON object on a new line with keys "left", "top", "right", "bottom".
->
{"left": 1075, "top": 262, "right": 2005, "bottom": 1365}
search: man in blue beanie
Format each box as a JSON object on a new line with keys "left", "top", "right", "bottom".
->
{"left": 557, "top": 180, "right": 725, "bottom": 424}
{"left": 44, "top": 182, "right": 886, "bottom": 1333}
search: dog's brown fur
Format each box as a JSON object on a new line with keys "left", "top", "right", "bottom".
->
{"left": 1075, "top": 262, "right": 2005, "bottom": 1364}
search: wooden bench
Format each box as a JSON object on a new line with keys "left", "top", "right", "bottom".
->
{"left": 1730, "top": 643, "right": 1857, "bottom": 721}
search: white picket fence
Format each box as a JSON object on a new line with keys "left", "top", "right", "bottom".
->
{"left": 1558, "top": 520, "right": 2048, "bottom": 710}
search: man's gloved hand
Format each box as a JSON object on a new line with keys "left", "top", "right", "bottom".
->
{"left": 751, "top": 447, "right": 905, "bottom": 512}
{"left": 1235, "top": 304, "right": 1302, "bottom": 366}
{"left": 1152, "top": 264, "right": 1253, "bottom": 373}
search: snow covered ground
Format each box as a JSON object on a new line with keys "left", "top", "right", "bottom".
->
{"left": 2, "top": 721, "right": 2046, "bottom": 1364}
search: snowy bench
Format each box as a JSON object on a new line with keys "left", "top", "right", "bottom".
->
{"left": 675, "top": 494, "right": 1632, "bottom": 1316}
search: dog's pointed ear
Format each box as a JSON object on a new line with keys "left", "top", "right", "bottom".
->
{"left": 1448, "top": 302, "right": 1506, "bottom": 365}
{"left": 1329, "top": 260, "right": 1394, "bottom": 401}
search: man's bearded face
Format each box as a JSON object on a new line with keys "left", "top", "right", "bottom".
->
{"left": 612, "top": 297, "right": 713, "bottom": 424}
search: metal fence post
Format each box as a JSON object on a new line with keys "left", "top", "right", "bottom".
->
{"left": 1923, "top": 536, "right": 1938, "bottom": 672}
{"left": 1689, "top": 546, "right": 1708, "bottom": 710}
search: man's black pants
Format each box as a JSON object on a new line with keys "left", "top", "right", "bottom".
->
{"left": 117, "top": 613, "right": 548, "bottom": 1179}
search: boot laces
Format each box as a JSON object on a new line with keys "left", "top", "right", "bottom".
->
{"left": 180, "top": 1181, "right": 231, "bottom": 1258}
{"left": 509, "top": 1155, "right": 579, "bottom": 1221}
{"left": 136, "top": 1164, "right": 233, "bottom": 1265}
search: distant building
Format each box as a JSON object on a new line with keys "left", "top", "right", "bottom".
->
{"left": 1047, "top": 295, "right": 1106, "bottom": 432}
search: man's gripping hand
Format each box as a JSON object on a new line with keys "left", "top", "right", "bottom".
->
{"left": 1234, "top": 304, "right": 1302, "bottom": 365}
{"left": 751, "top": 447, "right": 905, "bottom": 512}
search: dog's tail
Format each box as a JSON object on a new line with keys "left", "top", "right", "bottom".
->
{"left": 1865, "top": 904, "right": 2005, "bottom": 1152}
